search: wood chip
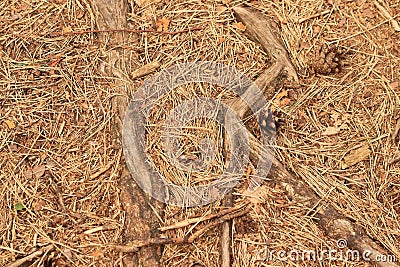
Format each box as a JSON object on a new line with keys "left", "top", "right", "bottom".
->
{"left": 131, "top": 61, "right": 161, "bottom": 79}
{"left": 322, "top": 126, "right": 340, "bottom": 136}
{"left": 341, "top": 145, "right": 371, "bottom": 169}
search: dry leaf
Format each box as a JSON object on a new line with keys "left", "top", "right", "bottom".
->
{"left": 341, "top": 145, "right": 371, "bottom": 169}
{"left": 49, "top": 57, "right": 62, "bottom": 67}
{"left": 279, "top": 98, "right": 291, "bottom": 107}
{"left": 276, "top": 90, "right": 288, "bottom": 100}
{"left": 90, "top": 249, "right": 103, "bottom": 258}
{"left": 24, "top": 168, "right": 33, "bottom": 179}
{"left": 246, "top": 185, "right": 269, "bottom": 205}
{"left": 337, "top": 17, "right": 346, "bottom": 27}
{"left": 390, "top": 81, "right": 399, "bottom": 90}
{"left": 216, "top": 5, "right": 227, "bottom": 12}
{"left": 4, "top": 120, "right": 15, "bottom": 129}
{"left": 300, "top": 41, "right": 311, "bottom": 49}
{"left": 33, "top": 200, "right": 45, "bottom": 211}
{"left": 222, "top": 0, "right": 230, "bottom": 4}
{"left": 217, "top": 37, "right": 225, "bottom": 45}
{"left": 155, "top": 17, "right": 170, "bottom": 32}
{"left": 322, "top": 126, "right": 340, "bottom": 136}
{"left": 362, "top": 8, "right": 375, "bottom": 19}
{"left": 62, "top": 26, "right": 72, "bottom": 33}
{"left": 32, "top": 165, "right": 46, "bottom": 178}
{"left": 313, "top": 25, "right": 321, "bottom": 34}
{"left": 232, "top": 22, "right": 246, "bottom": 31}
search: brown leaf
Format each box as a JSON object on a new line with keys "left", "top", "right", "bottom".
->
{"left": 313, "top": 25, "right": 321, "bottom": 34}
{"left": 62, "top": 26, "right": 72, "bottom": 33}
{"left": 49, "top": 57, "right": 62, "bottom": 67}
{"left": 24, "top": 168, "right": 33, "bottom": 179}
{"left": 33, "top": 200, "right": 45, "bottom": 211}
{"left": 216, "top": 5, "right": 227, "bottom": 12}
{"left": 232, "top": 22, "right": 246, "bottom": 31}
{"left": 32, "top": 165, "right": 46, "bottom": 178}
{"left": 247, "top": 185, "right": 269, "bottom": 205}
{"left": 90, "top": 249, "right": 104, "bottom": 258}
{"left": 337, "top": 17, "right": 346, "bottom": 27}
{"left": 4, "top": 120, "right": 15, "bottom": 129}
{"left": 155, "top": 17, "right": 170, "bottom": 32}
{"left": 341, "top": 145, "right": 371, "bottom": 169}
{"left": 390, "top": 81, "right": 399, "bottom": 90}
{"left": 362, "top": 8, "right": 375, "bottom": 19}
{"left": 279, "top": 98, "right": 291, "bottom": 107}
{"left": 276, "top": 90, "right": 288, "bottom": 100}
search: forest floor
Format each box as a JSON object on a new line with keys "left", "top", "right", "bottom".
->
{"left": 0, "top": 0, "right": 399, "bottom": 266}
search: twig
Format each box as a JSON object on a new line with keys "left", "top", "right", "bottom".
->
{"left": 296, "top": 10, "right": 331, "bottom": 23}
{"left": 220, "top": 194, "right": 233, "bottom": 267}
{"left": 114, "top": 206, "right": 252, "bottom": 253}
{"left": 5, "top": 245, "right": 54, "bottom": 267}
{"left": 391, "top": 118, "right": 400, "bottom": 141}
{"left": 84, "top": 224, "right": 116, "bottom": 235}
{"left": 187, "top": 206, "right": 252, "bottom": 243}
{"left": 49, "top": 27, "right": 203, "bottom": 37}
{"left": 89, "top": 161, "right": 114, "bottom": 180}
{"left": 374, "top": 0, "right": 400, "bottom": 32}
{"left": 159, "top": 203, "right": 247, "bottom": 231}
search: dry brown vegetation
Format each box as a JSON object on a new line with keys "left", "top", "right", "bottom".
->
{"left": 0, "top": 0, "right": 399, "bottom": 266}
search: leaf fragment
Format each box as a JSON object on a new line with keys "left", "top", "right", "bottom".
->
{"left": 341, "top": 145, "right": 371, "bottom": 169}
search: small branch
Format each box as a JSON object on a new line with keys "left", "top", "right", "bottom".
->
{"left": 159, "top": 203, "right": 247, "bottom": 231}
{"left": 187, "top": 206, "right": 252, "bottom": 243}
{"left": 49, "top": 27, "right": 203, "bottom": 37}
{"left": 220, "top": 194, "right": 233, "bottom": 267}
{"left": 84, "top": 224, "right": 116, "bottom": 235}
{"left": 131, "top": 61, "right": 161, "bottom": 79}
{"left": 116, "top": 206, "right": 252, "bottom": 253}
{"left": 90, "top": 161, "right": 114, "bottom": 180}
{"left": 5, "top": 245, "right": 54, "bottom": 267}
{"left": 374, "top": 0, "right": 400, "bottom": 32}
{"left": 233, "top": 6, "right": 298, "bottom": 82}
{"left": 391, "top": 118, "right": 400, "bottom": 141}
{"left": 296, "top": 10, "right": 331, "bottom": 23}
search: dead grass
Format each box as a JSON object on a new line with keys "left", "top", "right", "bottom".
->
{"left": 0, "top": 0, "right": 399, "bottom": 266}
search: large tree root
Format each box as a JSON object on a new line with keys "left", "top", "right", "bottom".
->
{"left": 233, "top": 5, "right": 398, "bottom": 267}
{"left": 92, "top": 0, "right": 163, "bottom": 266}
{"left": 91, "top": 1, "right": 397, "bottom": 266}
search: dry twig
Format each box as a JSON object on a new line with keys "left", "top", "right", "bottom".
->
{"left": 5, "top": 245, "right": 54, "bottom": 267}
